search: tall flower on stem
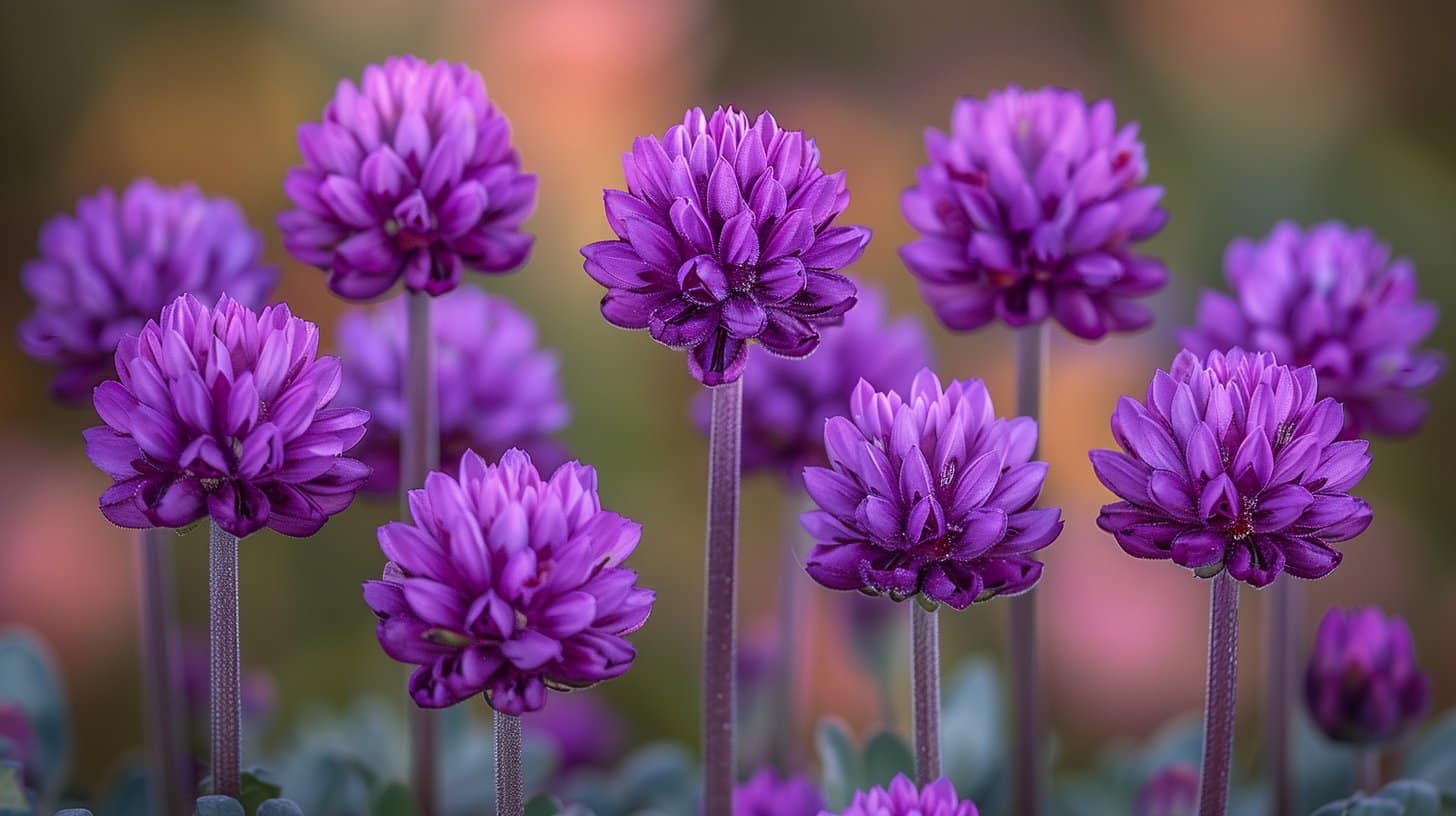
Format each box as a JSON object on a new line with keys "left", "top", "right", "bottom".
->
{"left": 281, "top": 54, "right": 537, "bottom": 816}
{"left": 900, "top": 85, "right": 1167, "bottom": 816}
{"left": 19, "top": 178, "right": 277, "bottom": 816}
{"left": 1181, "top": 223, "right": 1443, "bottom": 815}
{"left": 582, "top": 106, "right": 869, "bottom": 815}
{"left": 800, "top": 369, "right": 1062, "bottom": 783}
{"left": 822, "top": 774, "right": 979, "bottom": 816}
{"left": 691, "top": 283, "right": 931, "bottom": 766}
{"left": 363, "top": 449, "right": 655, "bottom": 814}
{"left": 1091, "top": 348, "right": 1373, "bottom": 815}
{"left": 1304, "top": 606, "right": 1430, "bottom": 794}
{"left": 85, "top": 294, "right": 370, "bottom": 797}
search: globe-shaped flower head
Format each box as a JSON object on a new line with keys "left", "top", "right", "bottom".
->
{"left": 801, "top": 369, "right": 1063, "bottom": 609}
{"left": 733, "top": 768, "right": 824, "bottom": 816}
{"left": 335, "top": 287, "right": 569, "bottom": 493}
{"left": 84, "top": 294, "right": 371, "bottom": 538}
{"left": 364, "top": 449, "right": 655, "bottom": 715}
{"left": 1091, "top": 349, "right": 1374, "bottom": 587}
{"left": 900, "top": 86, "right": 1167, "bottom": 339}
{"left": 824, "top": 775, "right": 978, "bottom": 816}
{"left": 692, "top": 283, "right": 932, "bottom": 479}
{"left": 1304, "top": 606, "right": 1430, "bottom": 745}
{"left": 279, "top": 55, "right": 537, "bottom": 299}
{"left": 582, "top": 107, "right": 872, "bottom": 386}
{"left": 1181, "top": 222, "right": 1445, "bottom": 440}
{"left": 19, "top": 179, "right": 277, "bottom": 402}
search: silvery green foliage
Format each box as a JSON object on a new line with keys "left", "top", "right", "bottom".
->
{"left": 0, "top": 761, "right": 34, "bottom": 816}
{"left": 558, "top": 743, "right": 699, "bottom": 816}
{"left": 0, "top": 631, "right": 70, "bottom": 806}
{"left": 1311, "top": 780, "right": 1456, "bottom": 815}
{"left": 815, "top": 722, "right": 914, "bottom": 810}
{"left": 1405, "top": 711, "right": 1456, "bottom": 795}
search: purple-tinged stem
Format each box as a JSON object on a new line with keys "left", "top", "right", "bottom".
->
{"left": 1011, "top": 322, "right": 1047, "bottom": 816}
{"left": 1358, "top": 748, "right": 1381, "bottom": 794}
{"left": 1197, "top": 571, "right": 1240, "bottom": 816}
{"left": 703, "top": 378, "right": 742, "bottom": 816}
{"left": 1267, "top": 576, "right": 1299, "bottom": 816}
{"left": 137, "top": 529, "right": 189, "bottom": 816}
{"left": 404, "top": 291, "right": 441, "bottom": 816}
{"left": 208, "top": 521, "right": 241, "bottom": 798}
{"left": 911, "top": 603, "right": 941, "bottom": 785}
{"left": 494, "top": 710, "right": 523, "bottom": 816}
{"left": 769, "top": 493, "right": 807, "bottom": 770}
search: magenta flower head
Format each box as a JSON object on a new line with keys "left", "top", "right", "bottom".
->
{"left": 363, "top": 448, "right": 655, "bottom": 715}
{"left": 692, "top": 283, "right": 932, "bottom": 479}
{"left": 19, "top": 179, "right": 277, "bottom": 402}
{"left": 1181, "top": 222, "right": 1445, "bottom": 440}
{"left": 1304, "top": 606, "right": 1430, "bottom": 745}
{"left": 734, "top": 767, "right": 824, "bottom": 816}
{"left": 1091, "top": 348, "right": 1373, "bottom": 588}
{"left": 824, "top": 775, "right": 978, "bottom": 816}
{"left": 334, "top": 287, "right": 568, "bottom": 493}
{"left": 800, "top": 369, "right": 1062, "bottom": 610}
{"left": 279, "top": 55, "right": 537, "bottom": 299}
{"left": 84, "top": 294, "right": 370, "bottom": 538}
{"left": 1134, "top": 763, "right": 1198, "bottom": 816}
{"left": 582, "top": 106, "right": 872, "bottom": 386}
{"left": 900, "top": 86, "right": 1167, "bottom": 339}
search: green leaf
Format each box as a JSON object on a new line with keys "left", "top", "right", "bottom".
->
{"left": 1406, "top": 712, "right": 1456, "bottom": 795}
{"left": 861, "top": 731, "right": 914, "bottom": 789}
{"left": 239, "top": 769, "right": 283, "bottom": 815}
{"left": 0, "top": 630, "right": 70, "bottom": 798}
{"left": 194, "top": 796, "right": 245, "bottom": 816}
{"left": 1377, "top": 781, "right": 1442, "bottom": 816}
{"left": 0, "top": 761, "right": 31, "bottom": 816}
{"left": 371, "top": 782, "right": 416, "bottom": 816}
{"left": 524, "top": 793, "right": 563, "bottom": 816}
{"left": 816, "top": 719, "right": 864, "bottom": 810}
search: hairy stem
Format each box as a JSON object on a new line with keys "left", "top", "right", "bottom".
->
{"left": 404, "top": 291, "right": 441, "bottom": 816}
{"left": 1011, "top": 322, "right": 1048, "bottom": 816}
{"left": 208, "top": 521, "right": 241, "bottom": 798}
{"left": 911, "top": 603, "right": 941, "bottom": 785}
{"left": 703, "top": 379, "right": 742, "bottom": 816}
{"left": 1197, "top": 571, "right": 1241, "bottom": 816}
{"left": 494, "top": 710, "right": 523, "bottom": 816}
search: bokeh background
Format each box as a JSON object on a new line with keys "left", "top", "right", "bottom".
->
{"left": 1, "top": 0, "right": 1452, "bottom": 791}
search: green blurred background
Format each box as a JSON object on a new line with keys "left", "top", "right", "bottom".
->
{"left": 0, "top": 0, "right": 1452, "bottom": 789}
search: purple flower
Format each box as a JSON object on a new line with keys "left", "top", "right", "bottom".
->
{"left": 734, "top": 767, "right": 824, "bottom": 816}
{"left": 800, "top": 369, "right": 1061, "bottom": 610}
{"left": 1090, "top": 348, "right": 1373, "bottom": 588}
{"left": 1134, "top": 763, "right": 1198, "bottom": 816}
{"left": 279, "top": 55, "right": 537, "bottom": 299}
{"left": 84, "top": 294, "right": 371, "bottom": 538}
{"left": 692, "top": 283, "right": 932, "bottom": 479}
{"left": 823, "top": 774, "right": 978, "bottom": 816}
{"left": 582, "top": 106, "right": 872, "bottom": 386}
{"left": 523, "top": 691, "right": 625, "bottom": 774}
{"left": 18, "top": 179, "right": 277, "bottom": 403}
{"left": 335, "top": 288, "right": 569, "bottom": 493}
{"left": 1304, "top": 606, "right": 1430, "bottom": 745}
{"left": 363, "top": 449, "right": 655, "bottom": 716}
{"left": 1181, "top": 222, "right": 1445, "bottom": 440}
{"left": 900, "top": 86, "right": 1167, "bottom": 339}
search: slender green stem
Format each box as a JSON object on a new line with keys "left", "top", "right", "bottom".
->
{"left": 404, "top": 291, "right": 441, "bottom": 816}
{"left": 703, "top": 379, "right": 742, "bottom": 816}
{"left": 494, "top": 710, "right": 523, "bottom": 816}
{"left": 911, "top": 603, "right": 941, "bottom": 785}
{"left": 1197, "top": 572, "right": 1240, "bottom": 816}
{"left": 1011, "top": 322, "right": 1048, "bottom": 816}
{"left": 138, "top": 528, "right": 189, "bottom": 816}
{"left": 208, "top": 521, "right": 241, "bottom": 798}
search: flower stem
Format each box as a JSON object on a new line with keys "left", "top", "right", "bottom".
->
{"left": 494, "top": 710, "right": 523, "bottom": 816}
{"left": 911, "top": 603, "right": 941, "bottom": 785}
{"left": 1267, "top": 576, "right": 1298, "bottom": 816}
{"left": 1197, "top": 571, "right": 1241, "bottom": 816}
{"left": 1011, "top": 322, "right": 1047, "bottom": 816}
{"left": 769, "top": 493, "right": 807, "bottom": 770}
{"left": 138, "top": 529, "right": 188, "bottom": 816}
{"left": 208, "top": 521, "right": 241, "bottom": 798}
{"left": 404, "top": 291, "right": 441, "bottom": 816}
{"left": 703, "top": 378, "right": 742, "bottom": 816}
{"left": 1358, "top": 748, "right": 1382, "bottom": 794}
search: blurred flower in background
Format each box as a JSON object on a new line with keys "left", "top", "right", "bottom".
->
{"left": 1133, "top": 762, "right": 1198, "bottom": 816}
{"left": 335, "top": 287, "right": 569, "bottom": 493}
{"left": 1305, "top": 606, "right": 1430, "bottom": 745}
{"left": 733, "top": 766, "right": 824, "bottom": 816}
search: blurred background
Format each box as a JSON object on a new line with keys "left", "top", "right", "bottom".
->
{"left": 1, "top": 0, "right": 1452, "bottom": 791}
